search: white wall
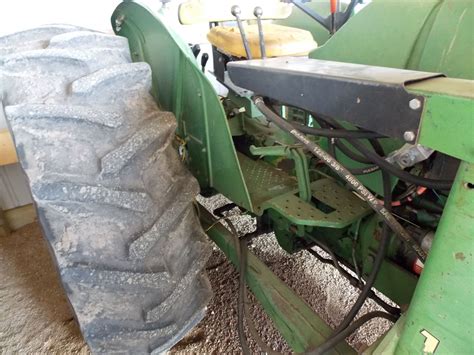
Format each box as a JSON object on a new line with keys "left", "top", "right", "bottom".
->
{"left": 0, "top": 0, "right": 123, "bottom": 36}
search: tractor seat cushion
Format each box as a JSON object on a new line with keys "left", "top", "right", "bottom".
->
{"left": 207, "top": 24, "right": 318, "bottom": 59}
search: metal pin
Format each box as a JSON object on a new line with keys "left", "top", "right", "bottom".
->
{"left": 231, "top": 5, "right": 253, "bottom": 59}
{"left": 254, "top": 7, "right": 267, "bottom": 59}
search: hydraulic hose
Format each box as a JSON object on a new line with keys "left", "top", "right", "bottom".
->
{"left": 335, "top": 139, "right": 373, "bottom": 164}
{"left": 293, "top": 122, "right": 384, "bottom": 139}
{"left": 253, "top": 96, "right": 427, "bottom": 261}
{"left": 348, "top": 138, "right": 452, "bottom": 190}
{"left": 224, "top": 217, "right": 276, "bottom": 355}
{"left": 306, "top": 239, "right": 401, "bottom": 317}
{"left": 332, "top": 169, "right": 393, "bottom": 334}
{"left": 309, "top": 115, "right": 380, "bottom": 175}
{"left": 311, "top": 311, "right": 398, "bottom": 354}
{"left": 316, "top": 116, "right": 453, "bottom": 190}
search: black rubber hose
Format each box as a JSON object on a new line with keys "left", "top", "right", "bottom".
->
{"left": 348, "top": 139, "right": 452, "bottom": 190}
{"left": 253, "top": 96, "right": 427, "bottom": 261}
{"left": 322, "top": 120, "right": 337, "bottom": 158}
{"left": 349, "top": 165, "right": 380, "bottom": 175}
{"left": 331, "top": 168, "right": 393, "bottom": 334}
{"left": 311, "top": 311, "right": 398, "bottom": 354}
{"left": 306, "top": 243, "right": 401, "bottom": 317}
{"left": 309, "top": 169, "right": 396, "bottom": 353}
{"left": 225, "top": 218, "right": 251, "bottom": 355}
{"left": 310, "top": 116, "right": 380, "bottom": 174}
{"left": 309, "top": 116, "right": 375, "bottom": 164}
{"left": 316, "top": 116, "right": 453, "bottom": 190}
{"left": 225, "top": 218, "right": 275, "bottom": 355}
{"left": 293, "top": 122, "right": 384, "bottom": 139}
{"left": 335, "top": 140, "right": 375, "bottom": 164}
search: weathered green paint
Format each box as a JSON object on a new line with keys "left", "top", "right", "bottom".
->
{"left": 236, "top": 153, "right": 297, "bottom": 213}
{"left": 363, "top": 315, "right": 407, "bottom": 355}
{"left": 310, "top": 0, "right": 473, "bottom": 80}
{"left": 357, "top": 216, "right": 419, "bottom": 307}
{"left": 407, "top": 0, "right": 474, "bottom": 79}
{"left": 265, "top": 178, "right": 371, "bottom": 228}
{"left": 310, "top": 0, "right": 442, "bottom": 68}
{"left": 249, "top": 145, "right": 312, "bottom": 202}
{"left": 199, "top": 204, "right": 354, "bottom": 354}
{"left": 112, "top": 2, "right": 253, "bottom": 210}
{"left": 396, "top": 162, "right": 474, "bottom": 354}
{"left": 407, "top": 78, "right": 474, "bottom": 164}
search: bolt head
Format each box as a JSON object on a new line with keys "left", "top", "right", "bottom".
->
{"left": 403, "top": 131, "right": 416, "bottom": 142}
{"left": 409, "top": 98, "right": 422, "bottom": 111}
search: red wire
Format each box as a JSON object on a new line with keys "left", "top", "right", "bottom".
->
{"left": 330, "top": 0, "right": 338, "bottom": 14}
{"left": 389, "top": 186, "right": 428, "bottom": 207}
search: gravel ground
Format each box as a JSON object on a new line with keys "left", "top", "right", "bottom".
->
{"left": 0, "top": 194, "right": 391, "bottom": 354}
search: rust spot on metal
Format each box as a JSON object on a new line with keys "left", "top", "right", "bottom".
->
{"left": 455, "top": 252, "right": 466, "bottom": 261}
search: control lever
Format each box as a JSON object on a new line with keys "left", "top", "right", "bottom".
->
{"left": 330, "top": 0, "right": 337, "bottom": 33}
{"left": 191, "top": 44, "right": 201, "bottom": 58}
{"left": 201, "top": 53, "right": 209, "bottom": 72}
{"left": 231, "top": 5, "right": 253, "bottom": 59}
{"left": 253, "top": 7, "right": 266, "bottom": 58}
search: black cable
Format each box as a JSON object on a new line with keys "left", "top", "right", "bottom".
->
{"left": 293, "top": 122, "right": 384, "bottom": 139}
{"left": 253, "top": 96, "right": 427, "bottom": 261}
{"left": 318, "top": 119, "right": 337, "bottom": 158}
{"left": 335, "top": 139, "right": 373, "bottom": 164}
{"left": 311, "top": 154, "right": 394, "bottom": 353}
{"left": 224, "top": 218, "right": 251, "bottom": 355}
{"left": 306, "top": 244, "right": 401, "bottom": 317}
{"left": 223, "top": 218, "right": 275, "bottom": 355}
{"left": 316, "top": 116, "right": 453, "bottom": 190}
{"left": 310, "top": 116, "right": 376, "bottom": 164}
{"left": 310, "top": 116, "right": 380, "bottom": 174}
{"left": 311, "top": 311, "right": 398, "bottom": 354}
{"left": 349, "top": 139, "right": 452, "bottom": 190}
{"left": 332, "top": 167, "right": 393, "bottom": 334}
{"left": 349, "top": 165, "right": 380, "bottom": 175}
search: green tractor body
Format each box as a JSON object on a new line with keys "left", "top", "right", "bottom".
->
{"left": 110, "top": 0, "right": 473, "bottom": 353}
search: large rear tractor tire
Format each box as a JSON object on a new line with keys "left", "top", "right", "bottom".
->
{"left": 0, "top": 26, "right": 212, "bottom": 353}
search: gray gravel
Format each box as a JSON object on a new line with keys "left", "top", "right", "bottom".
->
{"left": 172, "top": 194, "right": 392, "bottom": 353}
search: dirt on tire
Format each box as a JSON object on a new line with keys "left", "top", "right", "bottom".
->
{"left": 1, "top": 26, "right": 212, "bottom": 353}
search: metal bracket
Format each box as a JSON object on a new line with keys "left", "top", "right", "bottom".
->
{"left": 228, "top": 57, "right": 444, "bottom": 141}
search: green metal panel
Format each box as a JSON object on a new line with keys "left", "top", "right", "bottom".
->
{"left": 395, "top": 162, "right": 474, "bottom": 353}
{"left": 199, "top": 204, "right": 355, "bottom": 354}
{"left": 407, "top": 78, "right": 474, "bottom": 164}
{"left": 237, "top": 153, "right": 297, "bottom": 213}
{"left": 411, "top": 0, "right": 474, "bottom": 79}
{"left": 264, "top": 178, "right": 371, "bottom": 228}
{"left": 112, "top": 2, "right": 253, "bottom": 210}
{"left": 309, "top": 0, "right": 473, "bottom": 77}
{"left": 310, "top": 0, "right": 442, "bottom": 68}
